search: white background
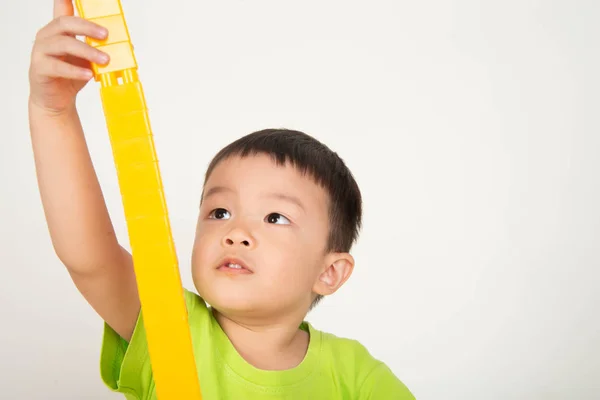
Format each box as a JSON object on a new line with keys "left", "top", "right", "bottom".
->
{"left": 1, "top": 0, "right": 598, "bottom": 399}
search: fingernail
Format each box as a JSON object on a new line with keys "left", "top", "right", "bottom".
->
{"left": 96, "top": 54, "right": 110, "bottom": 65}
{"left": 98, "top": 28, "right": 108, "bottom": 38}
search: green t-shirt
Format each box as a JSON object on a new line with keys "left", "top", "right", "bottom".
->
{"left": 100, "top": 290, "right": 415, "bottom": 399}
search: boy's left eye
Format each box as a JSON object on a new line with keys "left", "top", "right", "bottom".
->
{"left": 265, "top": 213, "right": 291, "bottom": 225}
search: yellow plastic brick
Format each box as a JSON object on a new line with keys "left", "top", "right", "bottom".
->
{"left": 95, "top": 41, "right": 137, "bottom": 76}
{"left": 76, "top": 0, "right": 136, "bottom": 79}
{"left": 86, "top": 14, "right": 130, "bottom": 48}
{"left": 74, "top": 1, "right": 203, "bottom": 399}
{"left": 76, "top": 0, "right": 121, "bottom": 19}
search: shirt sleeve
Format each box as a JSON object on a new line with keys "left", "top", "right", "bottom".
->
{"left": 100, "top": 308, "right": 155, "bottom": 399}
{"left": 98, "top": 289, "right": 209, "bottom": 399}
{"left": 358, "top": 363, "right": 416, "bottom": 400}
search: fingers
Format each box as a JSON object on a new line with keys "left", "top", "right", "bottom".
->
{"left": 37, "top": 56, "right": 94, "bottom": 81}
{"left": 53, "top": 0, "right": 74, "bottom": 19}
{"left": 31, "top": 16, "right": 110, "bottom": 83}
{"left": 44, "top": 35, "right": 109, "bottom": 65}
{"left": 37, "top": 15, "right": 107, "bottom": 41}
{"left": 33, "top": 2, "right": 111, "bottom": 84}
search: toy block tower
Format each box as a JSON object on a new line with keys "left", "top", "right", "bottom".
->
{"left": 74, "top": 1, "right": 202, "bottom": 399}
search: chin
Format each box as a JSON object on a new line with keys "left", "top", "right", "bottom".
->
{"left": 194, "top": 280, "right": 259, "bottom": 313}
{"left": 210, "top": 294, "right": 258, "bottom": 314}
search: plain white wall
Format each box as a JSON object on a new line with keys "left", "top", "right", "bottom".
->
{"left": 1, "top": 0, "right": 598, "bottom": 399}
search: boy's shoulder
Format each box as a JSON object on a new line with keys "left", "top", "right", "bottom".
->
{"left": 313, "top": 325, "right": 415, "bottom": 398}
{"left": 316, "top": 326, "right": 382, "bottom": 373}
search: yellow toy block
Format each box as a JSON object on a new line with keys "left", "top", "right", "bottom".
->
{"left": 77, "top": 0, "right": 136, "bottom": 77}
{"left": 74, "top": 1, "right": 202, "bottom": 399}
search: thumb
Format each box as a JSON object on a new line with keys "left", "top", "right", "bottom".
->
{"left": 53, "top": 0, "right": 74, "bottom": 19}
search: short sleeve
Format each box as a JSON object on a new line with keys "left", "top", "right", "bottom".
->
{"left": 358, "top": 363, "right": 416, "bottom": 400}
{"left": 100, "top": 309, "right": 154, "bottom": 399}
{"left": 99, "top": 289, "right": 208, "bottom": 399}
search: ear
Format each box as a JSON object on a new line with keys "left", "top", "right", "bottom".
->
{"left": 312, "top": 252, "right": 355, "bottom": 297}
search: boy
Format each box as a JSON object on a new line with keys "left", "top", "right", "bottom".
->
{"left": 28, "top": 1, "right": 415, "bottom": 398}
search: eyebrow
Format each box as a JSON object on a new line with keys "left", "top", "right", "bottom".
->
{"left": 202, "top": 186, "right": 233, "bottom": 201}
{"left": 202, "top": 186, "right": 305, "bottom": 212}
{"left": 265, "top": 193, "right": 306, "bottom": 212}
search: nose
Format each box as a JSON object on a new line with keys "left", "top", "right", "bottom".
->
{"left": 222, "top": 227, "right": 254, "bottom": 248}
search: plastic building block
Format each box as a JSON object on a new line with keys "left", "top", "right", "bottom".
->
{"left": 74, "top": 1, "right": 202, "bottom": 399}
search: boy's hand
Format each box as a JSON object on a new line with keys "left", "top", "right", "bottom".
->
{"left": 29, "top": 0, "right": 110, "bottom": 114}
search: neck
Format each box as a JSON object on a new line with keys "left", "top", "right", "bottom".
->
{"left": 213, "top": 309, "right": 310, "bottom": 370}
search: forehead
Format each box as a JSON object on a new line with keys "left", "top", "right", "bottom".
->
{"left": 204, "top": 154, "right": 328, "bottom": 206}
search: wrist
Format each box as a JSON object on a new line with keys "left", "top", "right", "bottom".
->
{"left": 28, "top": 96, "right": 78, "bottom": 120}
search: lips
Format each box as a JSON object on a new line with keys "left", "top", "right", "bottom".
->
{"left": 217, "top": 257, "right": 253, "bottom": 273}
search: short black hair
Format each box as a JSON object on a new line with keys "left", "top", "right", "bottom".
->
{"left": 203, "top": 128, "right": 362, "bottom": 308}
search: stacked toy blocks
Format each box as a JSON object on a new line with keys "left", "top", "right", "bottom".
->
{"left": 74, "top": 1, "right": 202, "bottom": 398}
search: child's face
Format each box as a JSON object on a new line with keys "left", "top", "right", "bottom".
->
{"left": 191, "top": 154, "right": 333, "bottom": 317}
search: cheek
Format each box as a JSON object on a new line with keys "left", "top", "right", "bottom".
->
{"left": 266, "top": 230, "right": 321, "bottom": 282}
{"left": 192, "top": 226, "right": 219, "bottom": 265}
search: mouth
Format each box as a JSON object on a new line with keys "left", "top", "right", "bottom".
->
{"left": 217, "top": 257, "right": 253, "bottom": 274}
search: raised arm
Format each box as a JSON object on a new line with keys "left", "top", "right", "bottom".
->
{"left": 28, "top": 0, "right": 139, "bottom": 341}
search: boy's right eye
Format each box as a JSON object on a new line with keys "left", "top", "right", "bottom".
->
{"left": 208, "top": 208, "right": 231, "bottom": 220}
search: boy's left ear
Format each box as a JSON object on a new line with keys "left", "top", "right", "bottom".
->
{"left": 313, "top": 252, "right": 355, "bottom": 296}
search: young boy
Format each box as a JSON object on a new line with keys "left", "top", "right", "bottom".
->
{"left": 29, "top": 1, "right": 415, "bottom": 398}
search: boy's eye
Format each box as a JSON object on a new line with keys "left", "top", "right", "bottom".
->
{"left": 209, "top": 208, "right": 231, "bottom": 220}
{"left": 265, "top": 213, "right": 290, "bottom": 225}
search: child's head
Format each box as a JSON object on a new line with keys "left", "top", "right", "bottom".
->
{"left": 191, "top": 129, "right": 362, "bottom": 319}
